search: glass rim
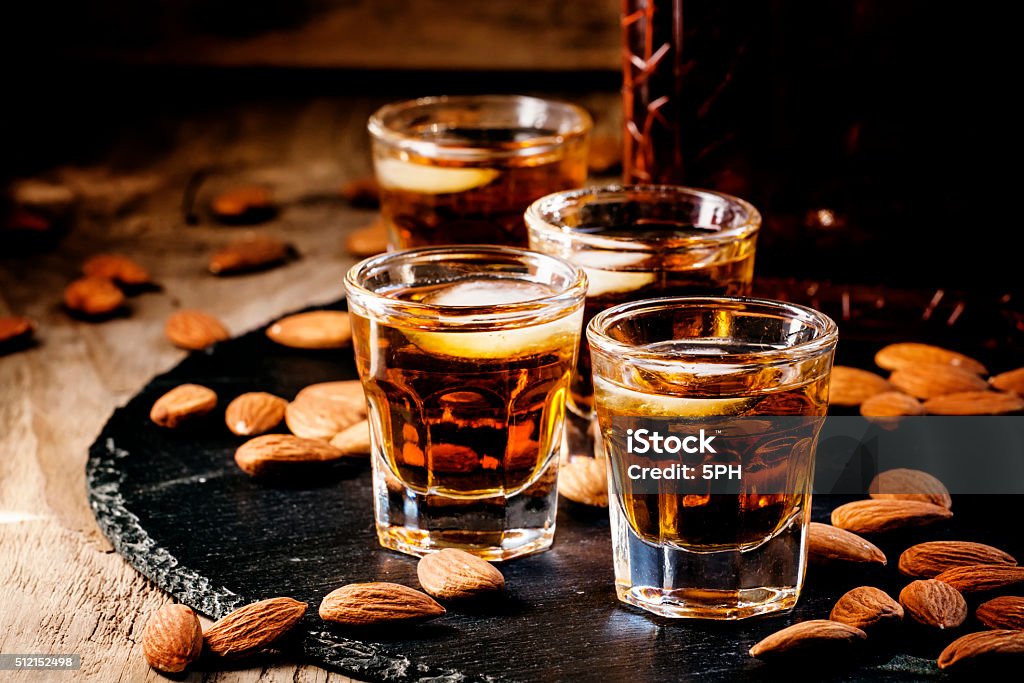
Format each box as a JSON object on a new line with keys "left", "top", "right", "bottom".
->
{"left": 586, "top": 296, "right": 838, "bottom": 365}
{"left": 367, "top": 94, "right": 593, "bottom": 161}
{"left": 525, "top": 184, "right": 761, "bottom": 250}
{"left": 344, "top": 245, "right": 588, "bottom": 328}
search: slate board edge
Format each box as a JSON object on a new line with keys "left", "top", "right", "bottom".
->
{"left": 84, "top": 307, "right": 500, "bottom": 683}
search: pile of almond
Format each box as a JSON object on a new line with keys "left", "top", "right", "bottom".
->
{"left": 148, "top": 310, "right": 371, "bottom": 474}
{"left": 142, "top": 549, "right": 504, "bottom": 673}
{"left": 753, "top": 467, "right": 1024, "bottom": 671}
{"left": 830, "top": 342, "right": 1024, "bottom": 417}
{"left": 62, "top": 253, "right": 154, "bottom": 319}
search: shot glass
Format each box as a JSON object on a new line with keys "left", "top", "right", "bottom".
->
{"left": 526, "top": 185, "right": 760, "bottom": 461}
{"left": 368, "top": 95, "right": 591, "bottom": 249}
{"left": 588, "top": 297, "right": 838, "bottom": 618}
{"left": 345, "top": 246, "right": 587, "bottom": 560}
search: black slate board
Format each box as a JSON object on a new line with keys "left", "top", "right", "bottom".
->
{"left": 87, "top": 291, "right": 1024, "bottom": 683}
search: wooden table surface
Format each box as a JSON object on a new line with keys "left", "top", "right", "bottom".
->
{"left": 0, "top": 90, "right": 615, "bottom": 682}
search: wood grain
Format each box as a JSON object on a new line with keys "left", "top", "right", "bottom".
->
{"left": 0, "top": 97, "right": 406, "bottom": 682}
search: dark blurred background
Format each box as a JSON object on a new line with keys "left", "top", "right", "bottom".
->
{"left": 2, "top": 0, "right": 1020, "bottom": 290}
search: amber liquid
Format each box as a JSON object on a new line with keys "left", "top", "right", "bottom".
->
{"left": 377, "top": 127, "right": 587, "bottom": 249}
{"left": 596, "top": 359, "right": 827, "bottom": 549}
{"left": 350, "top": 282, "right": 577, "bottom": 497}
{"left": 571, "top": 241, "right": 755, "bottom": 414}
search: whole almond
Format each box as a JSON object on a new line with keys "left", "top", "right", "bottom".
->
{"left": 285, "top": 381, "right": 366, "bottom": 440}
{"left": 319, "top": 582, "right": 445, "bottom": 626}
{"left": 417, "top": 549, "right": 505, "bottom": 600}
{"left": 150, "top": 384, "right": 217, "bottom": 428}
{"left": 830, "top": 586, "right": 904, "bottom": 630}
{"left": 976, "top": 596, "right": 1024, "bottom": 630}
{"left": 267, "top": 311, "right": 352, "bottom": 349}
{"left": 829, "top": 366, "right": 893, "bottom": 406}
{"left": 889, "top": 363, "right": 988, "bottom": 399}
{"left": 899, "top": 579, "right": 968, "bottom": 629}
{"left": 203, "top": 597, "right": 306, "bottom": 658}
{"left": 346, "top": 220, "right": 388, "bottom": 257}
{"left": 899, "top": 542, "right": 1016, "bottom": 578}
{"left": 876, "top": 343, "right": 987, "bottom": 375}
{"left": 142, "top": 604, "right": 203, "bottom": 673}
{"left": 869, "top": 468, "right": 952, "bottom": 509}
{"left": 831, "top": 499, "right": 952, "bottom": 534}
{"left": 64, "top": 277, "right": 125, "bottom": 316}
{"left": 558, "top": 455, "right": 608, "bottom": 507}
{"left": 294, "top": 380, "right": 366, "bottom": 408}
{"left": 0, "top": 316, "right": 34, "bottom": 345}
{"left": 82, "top": 253, "right": 151, "bottom": 286}
{"left": 209, "top": 234, "right": 293, "bottom": 275}
{"left": 225, "top": 392, "right": 287, "bottom": 436}
{"left": 286, "top": 396, "right": 365, "bottom": 441}
{"left": 329, "top": 420, "right": 371, "bottom": 456}
{"left": 808, "top": 522, "right": 887, "bottom": 565}
{"left": 938, "top": 630, "right": 1024, "bottom": 670}
{"left": 748, "top": 620, "right": 866, "bottom": 659}
{"left": 859, "top": 391, "right": 924, "bottom": 418}
{"left": 211, "top": 186, "right": 274, "bottom": 222}
{"left": 924, "top": 391, "right": 1024, "bottom": 415}
{"left": 935, "top": 564, "right": 1024, "bottom": 594}
{"left": 991, "top": 367, "right": 1024, "bottom": 395}
{"left": 165, "top": 310, "right": 229, "bottom": 350}
{"left": 234, "top": 434, "right": 344, "bottom": 477}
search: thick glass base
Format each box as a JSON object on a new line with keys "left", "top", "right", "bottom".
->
{"left": 372, "top": 452, "right": 558, "bottom": 561}
{"left": 616, "top": 585, "right": 799, "bottom": 620}
{"left": 609, "top": 494, "right": 810, "bottom": 620}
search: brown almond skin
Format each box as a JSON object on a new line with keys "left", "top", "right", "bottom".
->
{"left": 899, "top": 579, "right": 968, "bottom": 629}
{"left": 830, "top": 499, "right": 952, "bottom": 534}
{"left": 899, "top": 541, "right": 1016, "bottom": 578}
{"left": 286, "top": 394, "right": 365, "bottom": 441}
{"left": 211, "top": 186, "right": 274, "bottom": 223}
{"left": 142, "top": 604, "right": 203, "bottom": 673}
{"left": 869, "top": 468, "right": 952, "bottom": 509}
{"left": 875, "top": 342, "right": 987, "bottom": 375}
{"left": 938, "top": 630, "right": 1024, "bottom": 670}
{"left": 319, "top": 582, "right": 445, "bottom": 626}
{"left": 165, "top": 310, "right": 230, "bottom": 350}
{"left": 924, "top": 391, "right": 1024, "bottom": 415}
{"left": 63, "top": 276, "right": 125, "bottom": 316}
{"left": 749, "top": 620, "right": 866, "bottom": 659}
{"left": 0, "top": 316, "right": 34, "bottom": 345}
{"left": 417, "top": 549, "right": 505, "bottom": 600}
{"left": 209, "top": 235, "right": 293, "bottom": 275}
{"left": 203, "top": 597, "right": 306, "bottom": 658}
{"left": 808, "top": 522, "right": 887, "bottom": 566}
{"left": 860, "top": 391, "right": 924, "bottom": 418}
{"left": 234, "top": 434, "right": 343, "bottom": 477}
{"left": 889, "top": 363, "right": 988, "bottom": 399}
{"left": 991, "top": 367, "right": 1024, "bottom": 395}
{"left": 935, "top": 564, "right": 1024, "bottom": 594}
{"left": 559, "top": 455, "right": 608, "bottom": 507}
{"left": 225, "top": 392, "right": 287, "bottom": 436}
{"left": 266, "top": 311, "right": 352, "bottom": 349}
{"left": 329, "top": 420, "right": 371, "bottom": 456}
{"left": 830, "top": 587, "right": 904, "bottom": 630}
{"left": 976, "top": 596, "right": 1024, "bottom": 630}
{"left": 82, "top": 253, "right": 150, "bottom": 286}
{"left": 346, "top": 220, "right": 388, "bottom": 257}
{"left": 829, "top": 366, "right": 894, "bottom": 406}
{"left": 150, "top": 384, "right": 218, "bottom": 428}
